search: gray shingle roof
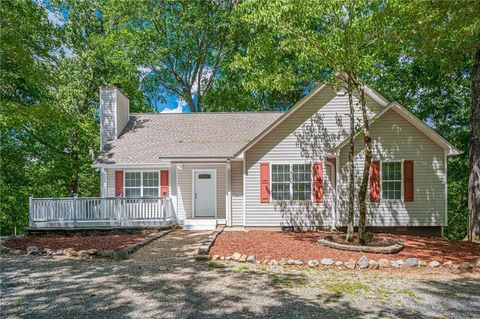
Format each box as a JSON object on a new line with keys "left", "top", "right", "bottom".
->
{"left": 95, "top": 112, "right": 283, "bottom": 164}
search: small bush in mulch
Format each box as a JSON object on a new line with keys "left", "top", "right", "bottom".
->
{"left": 4, "top": 232, "right": 158, "bottom": 252}
{"left": 209, "top": 231, "right": 480, "bottom": 264}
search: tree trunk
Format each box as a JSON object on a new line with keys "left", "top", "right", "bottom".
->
{"left": 356, "top": 82, "right": 372, "bottom": 245}
{"left": 12, "top": 206, "right": 17, "bottom": 236}
{"left": 346, "top": 81, "right": 356, "bottom": 242}
{"left": 468, "top": 48, "right": 480, "bottom": 242}
{"left": 69, "top": 132, "right": 79, "bottom": 196}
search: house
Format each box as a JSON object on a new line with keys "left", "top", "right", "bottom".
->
{"left": 92, "top": 83, "right": 460, "bottom": 235}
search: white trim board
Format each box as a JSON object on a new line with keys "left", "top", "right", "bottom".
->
{"left": 243, "top": 156, "right": 246, "bottom": 227}
{"left": 92, "top": 162, "right": 171, "bottom": 169}
{"left": 444, "top": 149, "right": 448, "bottom": 226}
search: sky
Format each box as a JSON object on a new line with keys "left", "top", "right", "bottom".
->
{"left": 42, "top": 2, "right": 186, "bottom": 113}
{"left": 156, "top": 95, "right": 189, "bottom": 113}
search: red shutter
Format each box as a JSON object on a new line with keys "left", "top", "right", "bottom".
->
{"left": 260, "top": 163, "right": 270, "bottom": 203}
{"left": 313, "top": 162, "right": 323, "bottom": 203}
{"left": 369, "top": 161, "right": 380, "bottom": 202}
{"left": 161, "top": 170, "right": 169, "bottom": 196}
{"left": 403, "top": 160, "right": 414, "bottom": 202}
{"left": 115, "top": 170, "right": 124, "bottom": 197}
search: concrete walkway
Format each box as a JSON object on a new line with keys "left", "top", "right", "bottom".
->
{"left": 1, "top": 230, "right": 479, "bottom": 318}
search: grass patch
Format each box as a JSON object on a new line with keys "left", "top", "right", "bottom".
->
{"left": 14, "top": 299, "right": 23, "bottom": 306}
{"left": 372, "top": 287, "right": 420, "bottom": 300}
{"left": 207, "top": 261, "right": 223, "bottom": 269}
{"left": 269, "top": 273, "right": 308, "bottom": 288}
{"left": 232, "top": 265, "right": 251, "bottom": 273}
{"left": 323, "top": 280, "right": 370, "bottom": 295}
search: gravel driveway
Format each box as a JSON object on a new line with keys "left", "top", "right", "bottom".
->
{"left": 1, "top": 230, "right": 479, "bottom": 319}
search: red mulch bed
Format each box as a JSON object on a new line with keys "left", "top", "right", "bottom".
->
{"left": 4, "top": 232, "right": 157, "bottom": 251}
{"left": 209, "top": 231, "right": 480, "bottom": 264}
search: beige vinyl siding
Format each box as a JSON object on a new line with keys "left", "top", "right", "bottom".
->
{"left": 337, "top": 108, "right": 446, "bottom": 226}
{"left": 106, "top": 169, "right": 116, "bottom": 197}
{"left": 245, "top": 87, "right": 383, "bottom": 227}
{"left": 100, "top": 87, "right": 130, "bottom": 150}
{"left": 177, "top": 163, "right": 226, "bottom": 219}
{"left": 116, "top": 89, "right": 130, "bottom": 136}
{"left": 100, "top": 87, "right": 116, "bottom": 149}
{"left": 231, "top": 161, "right": 244, "bottom": 226}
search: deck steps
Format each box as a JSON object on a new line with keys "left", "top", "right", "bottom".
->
{"left": 182, "top": 219, "right": 217, "bottom": 231}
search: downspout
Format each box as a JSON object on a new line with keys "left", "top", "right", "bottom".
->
{"left": 443, "top": 149, "right": 448, "bottom": 237}
{"left": 325, "top": 159, "right": 336, "bottom": 230}
{"left": 100, "top": 167, "right": 107, "bottom": 197}
{"left": 334, "top": 153, "right": 340, "bottom": 231}
{"left": 226, "top": 160, "right": 232, "bottom": 227}
{"left": 243, "top": 154, "right": 246, "bottom": 227}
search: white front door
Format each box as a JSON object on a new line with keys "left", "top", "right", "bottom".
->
{"left": 193, "top": 170, "right": 216, "bottom": 217}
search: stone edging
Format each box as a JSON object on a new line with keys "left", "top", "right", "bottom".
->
{"left": 113, "top": 229, "right": 173, "bottom": 260}
{"left": 209, "top": 253, "right": 480, "bottom": 271}
{"left": 0, "top": 229, "right": 173, "bottom": 260}
{"left": 318, "top": 236, "right": 404, "bottom": 254}
{"left": 0, "top": 235, "right": 25, "bottom": 243}
{"left": 195, "top": 225, "right": 225, "bottom": 261}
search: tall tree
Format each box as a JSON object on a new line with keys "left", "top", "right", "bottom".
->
{"left": 0, "top": 0, "right": 59, "bottom": 235}
{"left": 45, "top": 0, "right": 150, "bottom": 195}
{"left": 387, "top": 0, "right": 480, "bottom": 241}
{"left": 0, "top": 0, "right": 149, "bottom": 235}
{"left": 235, "top": 0, "right": 391, "bottom": 243}
{"left": 104, "top": 0, "right": 238, "bottom": 112}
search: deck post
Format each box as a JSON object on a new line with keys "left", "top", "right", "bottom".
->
{"left": 29, "top": 194, "right": 33, "bottom": 227}
{"left": 73, "top": 193, "right": 78, "bottom": 227}
{"left": 116, "top": 196, "right": 120, "bottom": 227}
{"left": 163, "top": 196, "right": 167, "bottom": 223}
{"left": 118, "top": 195, "right": 124, "bottom": 227}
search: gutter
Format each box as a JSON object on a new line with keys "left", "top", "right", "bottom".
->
{"left": 92, "top": 162, "right": 171, "bottom": 169}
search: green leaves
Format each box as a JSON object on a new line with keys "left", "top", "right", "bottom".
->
{"left": 103, "top": 0, "right": 238, "bottom": 112}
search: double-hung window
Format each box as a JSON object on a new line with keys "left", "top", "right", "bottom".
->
{"left": 292, "top": 164, "right": 312, "bottom": 200}
{"left": 381, "top": 162, "right": 401, "bottom": 200}
{"left": 271, "top": 164, "right": 312, "bottom": 201}
{"left": 124, "top": 171, "right": 159, "bottom": 197}
{"left": 271, "top": 164, "right": 290, "bottom": 200}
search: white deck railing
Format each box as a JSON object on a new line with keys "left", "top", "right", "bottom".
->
{"left": 29, "top": 195, "right": 175, "bottom": 228}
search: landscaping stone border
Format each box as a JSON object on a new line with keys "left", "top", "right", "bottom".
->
{"left": 1, "top": 228, "right": 174, "bottom": 260}
{"left": 24, "top": 223, "right": 177, "bottom": 237}
{"left": 317, "top": 236, "right": 404, "bottom": 254}
{"left": 195, "top": 225, "right": 225, "bottom": 261}
{"left": 0, "top": 235, "right": 24, "bottom": 245}
{"left": 208, "top": 253, "right": 480, "bottom": 272}
{"left": 112, "top": 229, "right": 173, "bottom": 260}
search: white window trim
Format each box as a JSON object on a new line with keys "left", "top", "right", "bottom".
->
{"left": 270, "top": 163, "right": 313, "bottom": 202}
{"left": 124, "top": 170, "right": 160, "bottom": 197}
{"left": 380, "top": 160, "right": 403, "bottom": 202}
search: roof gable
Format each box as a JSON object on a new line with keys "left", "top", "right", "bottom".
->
{"left": 332, "top": 101, "right": 462, "bottom": 156}
{"left": 234, "top": 83, "right": 390, "bottom": 156}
